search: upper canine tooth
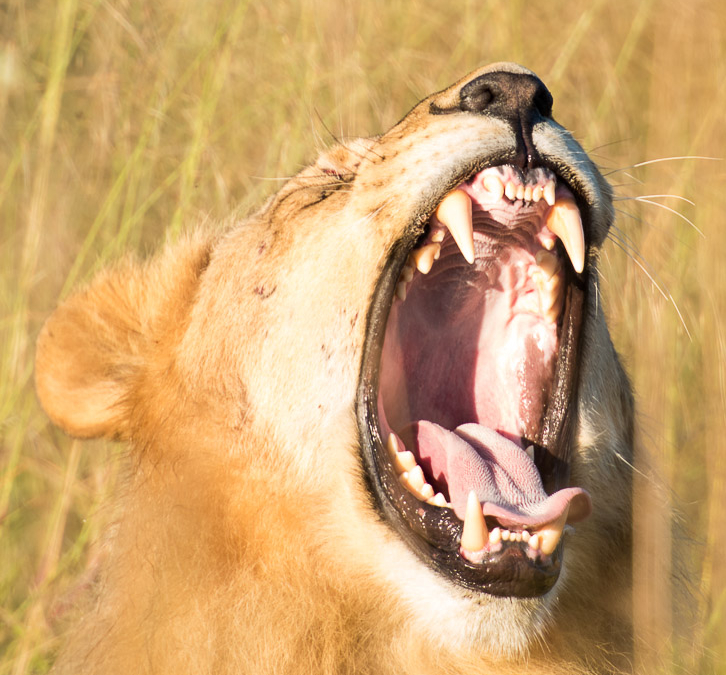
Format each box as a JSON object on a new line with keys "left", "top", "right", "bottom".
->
{"left": 461, "top": 490, "right": 487, "bottom": 552}
{"left": 410, "top": 243, "right": 441, "bottom": 275}
{"left": 435, "top": 189, "right": 475, "bottom": 264}
{"left": 545, "top": 197, "right": 585, "bottom": 273}
{"left": 482, "top": 175, "right": 504, "bottom": 200}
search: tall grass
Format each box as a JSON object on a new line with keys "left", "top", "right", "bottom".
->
{"left": 1, "top": 0, "right": 724, "bottom": 672}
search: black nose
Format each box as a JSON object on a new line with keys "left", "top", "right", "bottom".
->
{"left": 458, "top": 71, "right": 553, "bottom": 121}
{"left": 437, "top": 71, "right": 554, "bottom": 170}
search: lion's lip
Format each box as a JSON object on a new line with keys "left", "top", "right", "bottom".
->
{"left": 357, "top": 163, "right": 589, "bottom": 597}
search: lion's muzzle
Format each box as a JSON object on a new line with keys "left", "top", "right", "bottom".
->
{"left": 357, "top": 64, "right": 601, "bottom": 598}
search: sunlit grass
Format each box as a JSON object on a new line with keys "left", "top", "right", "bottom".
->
{"left": 1, "top": 0, "right": 724, "bottom": 672}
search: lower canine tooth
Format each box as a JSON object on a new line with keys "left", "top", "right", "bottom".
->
{"left": 410, "top": 243, "right": 441, "bottom": 274}
{"left": 537, "top": 509, "right": 569, "bottom": 556}
{"left": 461, "top": 490, "right": 487, "bottom": 551}
{"left": 435, "top": 189, "right": 475, "bottom": 264}
{"left": 545, "top": 197, "right": 585, "bottom": 274}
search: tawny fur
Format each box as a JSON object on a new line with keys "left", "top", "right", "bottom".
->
{"left": 36, "top": 64, "right": 636, "bottom": 674}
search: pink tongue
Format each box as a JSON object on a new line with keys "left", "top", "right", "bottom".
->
{"left": 409, "top": 421, "right": 591, "bottom": 528}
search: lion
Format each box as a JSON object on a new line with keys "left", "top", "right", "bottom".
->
{"left": 36, "top": 63, "right": 635, "bottom": 674}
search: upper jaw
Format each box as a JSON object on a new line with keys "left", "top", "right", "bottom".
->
{"left": 356, "top": 158, "right": 592, "bottom": 598}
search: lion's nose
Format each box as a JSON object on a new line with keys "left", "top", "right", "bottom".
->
{"left": 458, "top": 71, "right": 553, "bottom": 169}
{"left": 459, "top": 72, "right": 553, "bottom": 119}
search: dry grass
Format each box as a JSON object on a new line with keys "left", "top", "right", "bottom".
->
{"left": 1, "top": 0, "right": 725, "bottom": 672}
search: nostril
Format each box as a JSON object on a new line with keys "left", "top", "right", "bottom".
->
{"left": 459, "top": 80, "right": 496, "bottom": 114}
{"left": 533, "top": 88, "right": 553, "bottom": 118}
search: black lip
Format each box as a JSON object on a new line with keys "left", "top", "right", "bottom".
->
{"left": 356, "top": 163, "right": 587, "bottom": 598}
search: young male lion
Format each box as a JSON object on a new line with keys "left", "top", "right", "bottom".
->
{"left": 36, "top": 63, "right": 634, "bottom": 674}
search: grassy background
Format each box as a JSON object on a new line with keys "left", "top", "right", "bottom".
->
{"left": 1, "top": 0, "right": 725, "bottom": 672}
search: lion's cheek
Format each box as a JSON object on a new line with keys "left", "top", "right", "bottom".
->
{"left": 201, "top": 217, "right": 383, "bottom": 470}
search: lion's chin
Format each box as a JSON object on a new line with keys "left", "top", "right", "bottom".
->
{"left": 377, "top": 529, "right": 556, "bottom": 659}
{"left": 358, "top": 164, "right": 592, "bottom": 599}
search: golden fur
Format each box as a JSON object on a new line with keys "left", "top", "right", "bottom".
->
{"left": 36, "top": 64, "right": 635, "bottom": 674}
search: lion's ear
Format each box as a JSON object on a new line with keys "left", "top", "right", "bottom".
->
{"left": 35, "top": 233, "right": 213, "bottom": 440}
{"left": 35, "top": 261, "right": 150, "bottom": 440}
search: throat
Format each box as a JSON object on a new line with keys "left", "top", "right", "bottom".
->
{"left": 379, "top": 239, "right": 560, "bottom": 445}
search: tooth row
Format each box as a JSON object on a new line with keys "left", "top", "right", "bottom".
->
{"left": 459, "top": 490, "right": 569, "bottom": 558}
{"left": 387, "top": 433, "right": 448, "bottom": 507}
{"left": 432, "top": 183, "right": 584, "bottom": 275}
{"left": 387, "top": 438, "right": 571, "bottom": 557}
{"left": 480, "top": 173, "right": 584, "bottom": 272}
{"left": 482, "top": 173, "right": 556, "bottom": 207}
{"left": 399, "top": 182, "right": 586, "bottom": 304}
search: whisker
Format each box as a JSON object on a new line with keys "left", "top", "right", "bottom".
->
{"left": 615, "top": 193, "right": 695, "bottom": 207}
{"left": 605, "top": 231, "right": 669, "bottom": 301}
{"left": 605, "top": 227, "right": 693, "bottom": 339}
{"left": 605, "top": 155, "right": 721, "bottom": 176}
{"left": 632, "top": 197, "right": 703, "bottom": 237}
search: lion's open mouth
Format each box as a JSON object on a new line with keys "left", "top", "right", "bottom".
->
{"left": 358, "top": 164, "right": 592, "bottom": 598}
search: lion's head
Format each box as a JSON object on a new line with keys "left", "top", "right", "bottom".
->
{"left": 37, "top": 63, "right": 634, "bottom": 672}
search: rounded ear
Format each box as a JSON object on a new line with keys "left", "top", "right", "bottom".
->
{"left": 35, "top": 261, "right": 147, "bottom": 440}
{"left": 35, "top": 231, "right": 215, "bottom": 441}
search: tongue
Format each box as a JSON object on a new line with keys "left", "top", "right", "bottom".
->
{"left": 408, "top": 421, "right": 591, "bottom": 528}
